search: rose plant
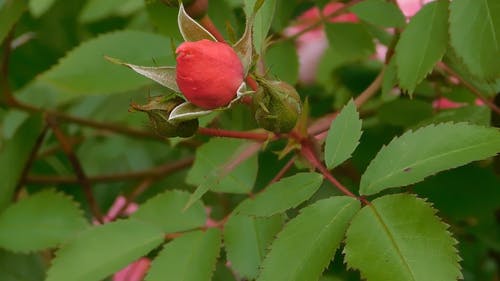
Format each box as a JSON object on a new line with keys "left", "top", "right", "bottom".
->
{"left": 0, "top": 0, "right": 499, "bottom": 281}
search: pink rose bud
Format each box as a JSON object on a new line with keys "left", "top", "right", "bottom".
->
{"left": 176, "top": 39, "right": 244, "bottom": 109}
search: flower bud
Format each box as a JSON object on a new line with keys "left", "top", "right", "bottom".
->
{"left": 253, "top": 79, "right": 302, "bottom": 133}
{"left": 176, "top": 39, "right": 244, "bottom": 109}
{"left": 131, "top": 96, "right": 199, "bottom": 138}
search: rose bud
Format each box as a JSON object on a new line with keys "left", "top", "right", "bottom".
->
{"left": 176, "top": 39, "right": 244, "bottom": 109}
{"left": 253, "top": 79, "right": 302, "bottom": 133}
{"left": 130, "top": 96, "right": 199, "bottom": 138}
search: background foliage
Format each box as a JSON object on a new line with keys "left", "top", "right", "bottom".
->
{"left": 0, "top": 0, "right": 499, "bottom": 281}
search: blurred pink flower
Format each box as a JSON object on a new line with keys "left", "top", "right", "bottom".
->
{"left": 113, "top": 258, "right": 151, "bottom": 281}
{"left": 397, "top": 0, "right": 434, "bottom": 18}
{"left": 284, "top": 2, "right": 358, "bottom": 84}
{"left": 432, "top": 97, "right": 485, "bottom": 110}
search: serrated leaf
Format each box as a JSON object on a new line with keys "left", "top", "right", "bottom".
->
{"left": 178, "top": 3, "right": 216, "bottom": 42}
{"left": 233, "top": 14, "right": 254, "bottom": 75}
{"left": 415, "top": 106, "right": 491, "bottom": 128}
{"left": 264, "top": 40, "right": 298, "bottom": 85}
{"left": 244, "top": 0, "right": 276, "bottom": 53}
{"left": 187, "top": 138, "right": 259, "bottom": 194}
{"left": 131, "top": 190, "right": 206, "bottom": 233}
{"left": 46, "top": 219, "right": 164, "bottom": 281}
{"left": 257, "top": 197, "right": 360, "bottom": 281}
{"left": 344, "top": 194, "right": 461, "bottom": 281}
{"left": 169, "top": 101, "right": 213, "bottom": 122}
{"left": 350, "top": 0, "right": 406, "bottom": 28}
{"left": 360, "top": 123, "right": 500, "bottom": 195}
{"left": 395, "top": 0, "right": 448, "bottom": 95}
{"left": 0, "top": 0, "right": 27, "bottom": 43}
{"left": 325, "top": 100, "right": 362, "bottom": 169}
{"left": 0, "top": 249, "right": 45, "bottom": 281}
{"left": 0, "top": 116, "right": 42, "bottom": 211}
{"left": 105, "top": 56, "right": 179, "bottom": 92}
{"left": 29, "top": 0, "right": 55, "bottom": 17}
{"left": 224, "top": 214, "right": 284, "bottom": 279}
{"left": 38, "top": 31, "right": 174, "bottom": 98}
{"left": 449, "top": 0, "right": 500, "bottom": 80}
{"left": 235, "top": 172, "right": 323, "bottom": 217}
{"left": 145, "top": 229, "right": 221, "bottom": 281}
{"left": 0, "top": 190, "right": 88, "bottom": 253}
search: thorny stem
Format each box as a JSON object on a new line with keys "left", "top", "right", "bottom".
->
{"left": 26, "top": 157, "right": 194, "bottom": 184}
{"left": 267, "top": 156, "right": 296, "bottom": 186}
{"left": 46, "top": 115, "right": 104, "bottom": 222}
{"left": 437, "top": 62, "right": 500, "bottom": 115}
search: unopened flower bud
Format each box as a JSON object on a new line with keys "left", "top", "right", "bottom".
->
{"left": 253, "top": 79, "right": 302, "bottom": 133}
{"left": 176, "top": 39, "right": 244, "bottom": 109}
{"left": 131, "top": 96, "right": 199, "bottom": 138}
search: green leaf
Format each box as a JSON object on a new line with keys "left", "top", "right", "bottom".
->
{"left": 0, "top": 249, "right": 45, "bottom": 281}
{"left": 0, "top": 190, "right": 88, "bottom": 253}
{"left": 187, "top": 138, "right": 259, "bottom": 194}
{"left": 38, "top": 31, "right": 174, "bottom": 98}
{"left": 145, "top": 229, "right": 221, "bottom": 281}
{"left": 350, "top": 0, "right": 406, "bottom": 28}
{"left": 29, "top": 0, "right": 56, "bottom": 17}
{"left": 395, "top": 0, "right": 448, "bottom": 95}
{"left": 0, "top": 116, "right": 42, "bottom": 211}
{"left": 325, "top": 23, "right": 375, "bottom": 64}
{"left": 415, "top": 106, "right": 491, "bottom": 128}
{"left": 178, "top": 3, "right": 216, "bottom": 42}
{"left": 235, "top": 172, "right": 323, "bottom": 217}
{"left": 378, "top": 99, "right": 433, "bottom": 127}
{"left": 344, "top": 194, "right": 461, "bottom": 281}
{"left": 105, "top": 56, "right": 178, "bottom": 92}
{"left": 224, "top": 214, "right": 284, "bottom": 279}
{"left": 449, "top": 0, "right": 500, "bottom": 80}
{"left": 257, "top": 197, "right": 360, "bottom": 281}
{"left": 131, "top": 190, "right": 206, "bottom": 233}
{"left": 145, "top": 0, "right": 182, "bottom": 40}
{"left": 360, "top": 123, "right": 500, "bottom": 195}
{"left": 264, "top": 40, "right": 299, "bottom": 85}
{"left": 79, "top": 0, "right": 143, "bottom": 23}
{"left": 325, "top": 100, "right": 362, "bottom": 169}
{"left": 0, "top": 0, "right": 27, "bottom": 43}
{"left": 46, "top": 219, "right": 164, "bottom": 281}
{"left": 245, "top": 0, "right": 276, "bottom": 53}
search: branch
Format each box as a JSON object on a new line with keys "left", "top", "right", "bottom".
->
{"left": 198, "top": 127, "right": 274, "bottom": 141}
{"left": 13, "top": 123, "right": 50, "bottom": 200}
{"left": 46, "top": 115, "right": 103, "bottom": 222}
{"left": 437, "top": 62, "right": 500, "bottom": 115}
{"left": 26, "top": 157, "right": 194, "bottom": 184}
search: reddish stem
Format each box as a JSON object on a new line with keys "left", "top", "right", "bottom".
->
{"left": 267, "top": 156, "right": 296, "bottom": 186}
{"left": 301, "top": 140, "right": 370, "bottom": 205}
{"left": 199, "top": 16, "right": 226, "bottom": 42}
{"left": 197, "top": 127, "right": 273, "bottom": 141}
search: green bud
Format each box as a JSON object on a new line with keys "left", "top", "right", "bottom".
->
{"left": 253, "top": 79, "right": 302, "bottom": 133}
{"left": 131, "top": 96, "right": 199, "bottom": 138}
